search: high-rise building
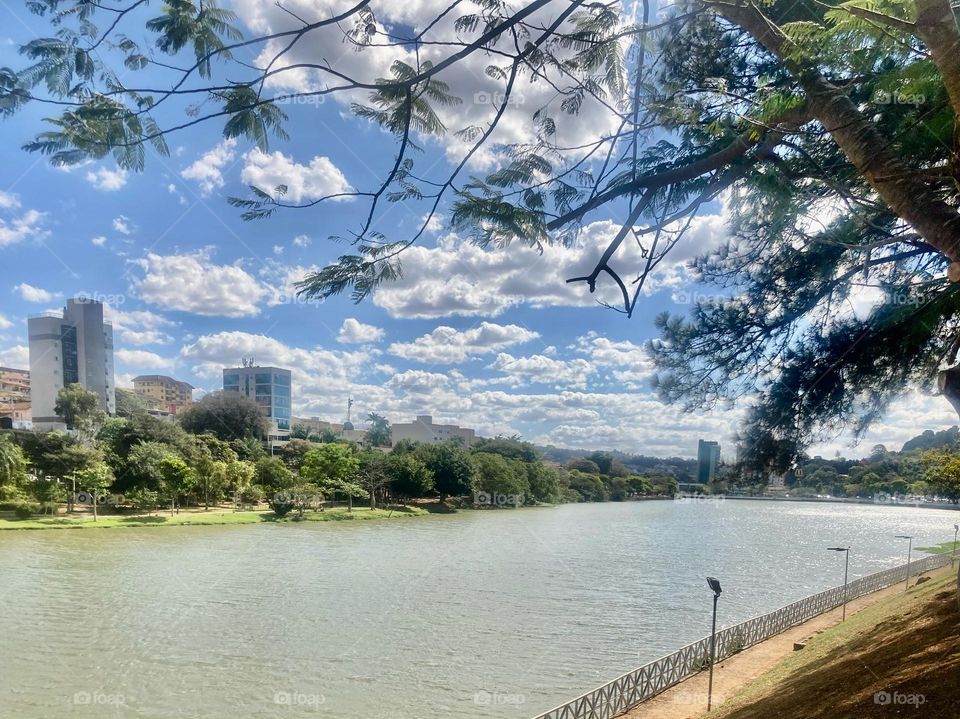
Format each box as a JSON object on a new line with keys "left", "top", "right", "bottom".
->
{"left": 697, "top": 439, "right": 720, "bottom": 484}
{"left": 28, "top": 299, "right": 115, "bottom": 429}
{"left": 222, "top": 363, "right": 292, "bottom": 454}
{"left": 132, "top": 374, "right": 194, "bottom": 415}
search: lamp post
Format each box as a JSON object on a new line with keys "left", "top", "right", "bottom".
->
{"left": 706, "top": 576, "right": 722, "bottom": 712}
{"left": 895, "top": 535, "right": 913, "bottom": 591}
{"left": 827, "top": 547, "right": 851, "bottom": 621}
{"left": 953, "top": 524, "right": 958, "bottom": 564}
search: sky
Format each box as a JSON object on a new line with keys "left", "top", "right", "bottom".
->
{"left": 0, "top": 0, "right": 955, "bottom": 459}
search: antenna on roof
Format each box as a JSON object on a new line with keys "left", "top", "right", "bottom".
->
{"left": 241, "top": 357, "right": 256, "bottom": 368}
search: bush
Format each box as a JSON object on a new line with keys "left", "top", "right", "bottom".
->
{"left": 13, "top": 503, "right": 38, "bottom": 519}
{"left": 269, "top": 494, "right": 295, "bottom": 518}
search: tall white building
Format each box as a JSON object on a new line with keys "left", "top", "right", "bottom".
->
{"left": 28, "top": 298, "right": 115, "bottom": 430}
{"left": 391, "top": 415, "right": 476, "bottom": 447}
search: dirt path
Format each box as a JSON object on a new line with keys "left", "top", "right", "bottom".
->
{"left": 622, "top": 565, "right": 955, "bottom": 719}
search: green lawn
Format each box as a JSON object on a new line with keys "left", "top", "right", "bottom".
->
{"left": 0, "top": 505, "right": 429, "bottom": 530}
{"left": 917, "top": 539, "right": 960, "bottom": 555}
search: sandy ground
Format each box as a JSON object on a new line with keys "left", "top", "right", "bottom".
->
{"left": 621, "top": 564, "right": 955, "bottom": 719}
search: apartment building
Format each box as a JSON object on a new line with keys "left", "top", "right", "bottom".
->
{"left": 133, "top": 374, "right": 194, "bottom": 415}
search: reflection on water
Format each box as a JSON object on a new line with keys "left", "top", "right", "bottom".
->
{"left": 0, "top": 501, "right": 954, "bottom": 718}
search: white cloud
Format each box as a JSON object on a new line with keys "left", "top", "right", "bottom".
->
{"left": 180, "top": 138, "right": 237, "bottom": 196}
{"left": 490, "top": 352, "right": 594, "bottom": 390}
{"left": 14, "top": 283, "right": 58, "bottom": 303}
{"left": 240, "top": 149, "right": 351, "bottom": 202}
{"left": 389, "top": 322, "right": 539, "bottom": 364}
{"left": 130, "top": 250, "right": 268, "bottom": 317}
{"left": 114, "top": 349, "right": 172, "bottom": 369}
{"left": 0, "top": 314, "right": 12, "bottom": 330}
{"left": 0, "top": 204, "right": 48, "bottom": 247}
{"left": 91, "top": 236, "right": 107, "bottom": 247}
{"left": 338, "top": 318, "right": 385, "bottom": 344}
{"left": 85, "top": 166, "right": 129, "bottom": 191}
{"left": 112, "top": 215, "right": 133, "bottom": 235}
{"left": 0, "top": 344, "right": 29, "bottom": 368}
{"left": 292, "top": 234, "right": 310, "bottom": 247}
{"left": 371, "top": 215, "right": 727, "bottom": 319}
{"left": 104, "top": 306, "right": 176, "bottom": 345}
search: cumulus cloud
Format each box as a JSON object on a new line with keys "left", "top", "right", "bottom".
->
{"left": 240, "top": 149, "right": 351, "bottom": 202}
{"left": 104, "top": 306, "right": 176, "bottom": 345}
{"left": 490, "top": 352, "right": 595, "bottom": 390}
{"left": 338, "top": 318, "right": 385, "bottom": 344}
{"left": 114, "top": 348, "right": 172, "bottom": 369}
{"left": 15, "top": 283, "right": 58, "bottom": 303}
{"left": 0, "top": 344, "right": 29, "bottom": 368}
{"left": 0, "top": 198, "right": 48, "bottom": 247}
{"left": 112, "top": 215, "right": 133, "bottom": 235}
{"left": 130, "top": 250, "right": 268, "bottom": 317}
{"left": 0, "top": 314, "right": 12, "bottom": 330}
{"left": 91, "top": 236, "right": 107, "bottom": 247}
{"left": 371, "top": 215, "right": 728, "bottom": 319}
{"left": 389, "top": 322, "right": 539, "bottom": 364}
{"left": 180, "top": 138, "right": 237, "bottom": 196}
{"left": 85, "top": 166, "right": 128, "bottom": 191}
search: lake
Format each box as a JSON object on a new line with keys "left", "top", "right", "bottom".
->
{"left": 0, "top": 500, "right": 955, "bottom": 718}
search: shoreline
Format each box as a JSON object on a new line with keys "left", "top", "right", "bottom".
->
{"left": 0, "top": 505, "right": 432, "bottom": 530}
{"left": 721, "top": 495, "right": 960, "bottom": 511}
{"left": 621, "top": 563, "right": 957, "bottom": 719}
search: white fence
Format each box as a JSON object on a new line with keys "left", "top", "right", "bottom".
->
{"left": 531, "top": 553, "right": 953, "bottom": 719}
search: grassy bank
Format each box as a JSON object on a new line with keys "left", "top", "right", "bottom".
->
{"left": 711, "top": 569, "right": 960, "bottom": 719}
{"left": 0, "top": 505, "right": 429, "bottom": 530}
{"left": 917, "top": 539, "right": 960, "bottom": 555}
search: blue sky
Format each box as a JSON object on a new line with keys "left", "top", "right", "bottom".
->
{"left": 0, "top": 0, "right": 953, "bottom": 457}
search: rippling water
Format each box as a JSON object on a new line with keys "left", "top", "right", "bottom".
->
{"left": 0, "top": 500, "right": 955, "bottom": 718}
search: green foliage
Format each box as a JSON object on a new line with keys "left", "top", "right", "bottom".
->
{"left": 365, "top": 413, "right": 391, "bottom": 448}
{"left": 178, "top": 392, "right": 268, "bottom": 441}
{"left": 387, "top": 453, "right": 434, "bottom": 501}
{"left": 416, "top": 442, "right": 475, "bottom": 500}
{"left": 55, "top": 384, "right": 105, "bottom": 442}
{"left": 0, "top": 434, "right": 27, "bottom": 486}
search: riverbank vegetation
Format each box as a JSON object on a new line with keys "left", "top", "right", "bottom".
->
{"left": 0, "top": 386, "right": 679, "bottom": 524}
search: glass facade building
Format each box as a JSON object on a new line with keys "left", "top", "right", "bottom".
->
{"left": 222, "top": 366, "right": 292, "bottom": 431}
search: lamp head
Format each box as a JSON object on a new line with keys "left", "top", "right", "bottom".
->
{"left": 706, "top": 576, "right": 722, "bottom": 596}
{"left": 895, "top": 535, "right": 913, "bottom": 540}
{"left": 827, "top": 547, "right": 848, "bottom": 552}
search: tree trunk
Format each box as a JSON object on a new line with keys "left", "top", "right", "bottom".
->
{"left": 348, "top": 494, "right": 353, "bottom": 512}
{"left": 370, "top": 489, "right": 376, "bottom": 510}
{"left": 92, "top": 489, "right": 98, "bottom": 521}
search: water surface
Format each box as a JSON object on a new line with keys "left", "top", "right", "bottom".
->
{"left": 0, "top": 500, "right": 954, "bottom": 718}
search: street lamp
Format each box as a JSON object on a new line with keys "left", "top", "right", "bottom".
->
{"left": 706, "top": 576, "right": 722, "bottom": 712}
{"left": 895, "top": 535, "right": 913, "bottom": 591}
{"left": 953, "top": 524, "right": 958, "bottom": 564}
{"left": 827, "top": 547, "right": 851, "bottom": 621}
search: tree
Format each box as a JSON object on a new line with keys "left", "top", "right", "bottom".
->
{"left": 472, "top": 452, "right": 529, "bottom": 504}
{"left": 193, "top": 454, "right": 228, "bottom": 510}
{"left": 74, "top": 462, "right": 113, "bottom": 521}
{"left": 178, "top": 392, "right": 268, "bottom": 441}
{"left": 416, "top": 442, "right": 475, "bottom": 502}
{"left": 114, "top": 388, "right": 147, "bottom": 418}
{"left": 290, "top": 424, "right": 310, "bottom": 440}
{"left": 225, "top": 460, "right": 255, "bottom": 511}
{"left": 921, "top": 451, "right": 960, "bottom": 504}
{"left": 55, "top": 385, "right": 106, "bottom": 445}
{"left": 254, "top": 457, "right": 295, "bottom": 494}
{"left": 387, "top": 454, "right": 434, "bottom": 504}
{"left": 300, "top": 444, "right": 364, "bottom": 510}
{"left": 9, "top": 0, "right": 960, "bottom": 463}
{"left": 280, "top": 439, "right": 314, "bottom": 472}
{"left": 585, "top": 451, "right": 614, "bottom": 475}
{"left": 21, "top": 432, "right": 98, "bottom": 512}
{"left": 123, "top": 441, "right": 179, "bottom": 494}
{"left": 0, "top": 434, "right": 27, "bottom": 488}
{"left": 358, "top": 451, "right": 391, "bottom": 509}
{"left": 365, "top": 413, "right": 391, "bottom": 448}
{"left": 160, "top": 455, "right": 195, "bottom": 515}
{"left": 565, "top": 458, "right": 601, "bottom": 474}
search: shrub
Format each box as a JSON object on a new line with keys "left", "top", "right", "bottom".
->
{"left": 14, "top": 503, "right": 38, "bottom": 519}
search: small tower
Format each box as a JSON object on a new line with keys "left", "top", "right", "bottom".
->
{"left": 343, "top": 396, "right": 355, "bottom": 431}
